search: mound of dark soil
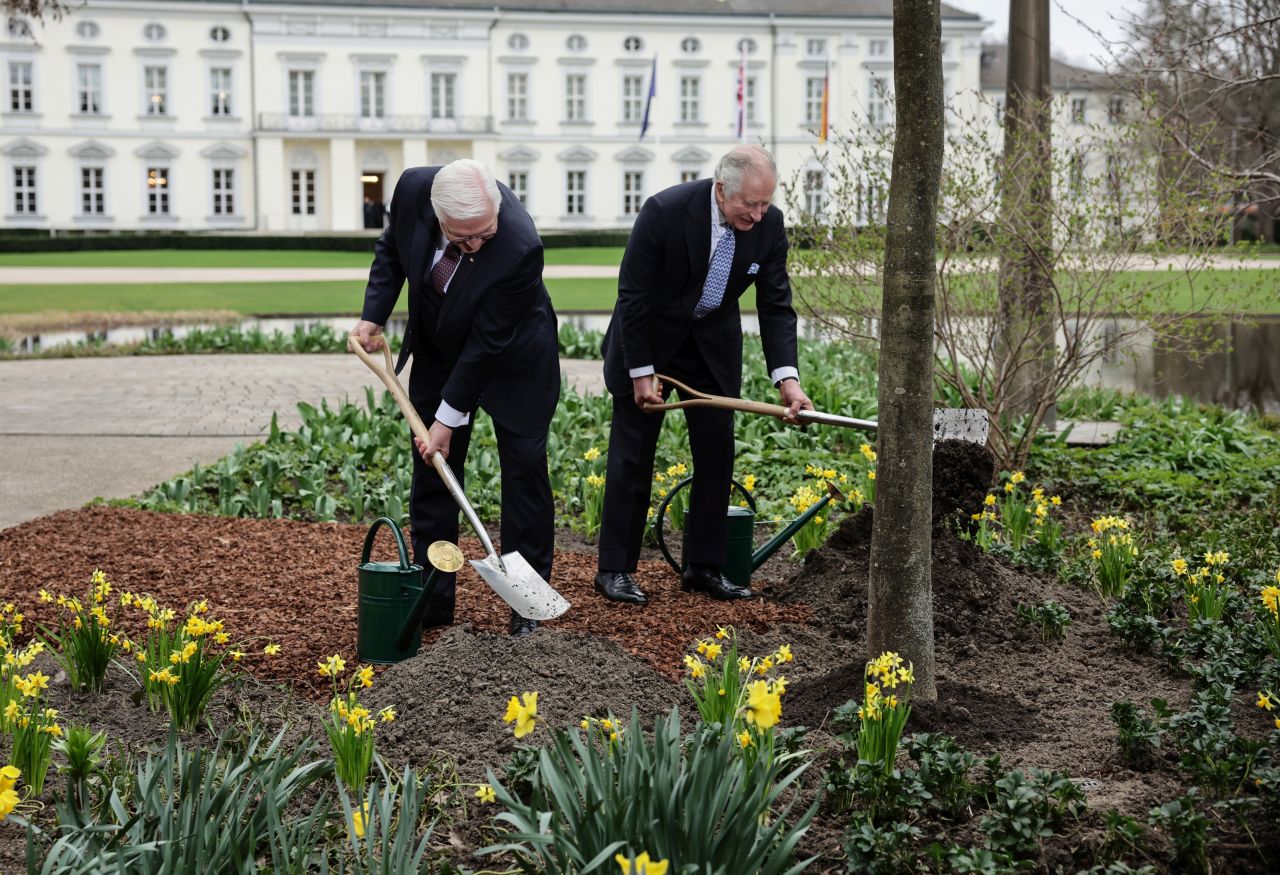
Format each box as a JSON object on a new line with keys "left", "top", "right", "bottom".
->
{"left": 366, "top": 626, "right": 684, "bottom": 781}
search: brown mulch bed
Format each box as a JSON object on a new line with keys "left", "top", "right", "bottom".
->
{"left": 0, "top": 506, "right": 809, "bottom": 699}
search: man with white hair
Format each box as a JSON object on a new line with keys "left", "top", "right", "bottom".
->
{"left": 352, "top": 159, "right": 559, "bottom": 637}
{"left": 595, "top": 144, "right": 814, "bottom": 606}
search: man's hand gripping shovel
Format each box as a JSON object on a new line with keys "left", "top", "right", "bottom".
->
{"left": 348, "top": 334, "right": 570, "bottom": 622}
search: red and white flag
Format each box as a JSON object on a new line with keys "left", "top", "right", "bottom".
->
{"left": 735, "top": 40, "right": 748, "bottom": 143}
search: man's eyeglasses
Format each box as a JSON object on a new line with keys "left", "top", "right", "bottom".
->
{"left": 445, "top": 230, "right": 498, "bottom": 245}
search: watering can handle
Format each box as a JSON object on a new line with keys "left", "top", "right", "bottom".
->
{"left": 360, "top": 517, "right": 414, "bottom": 571}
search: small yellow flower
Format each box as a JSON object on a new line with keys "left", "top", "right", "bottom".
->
{"left": 230, "top": 650, "right": 244, "bottom": 661}
{"left": 715, "top": 625, "right": 730, "bottom": 640}
{"left": 615, "top": 852, "right": 670, "bottom": 875}
{"left": 1010, "top": 471, "right": 1025, "bottom": 484}
{"left": 1004, "top": 482, "right": 1014, "bottom": 493}
{"left": 704, "top": 642, "right": 722, "bottom": 662}
{"left": 352, "top": 802, "right": 369, "bottom": 839}
{"left": 264, "top": 643, "right": 281, "bottom": 656}
{"left": 38, "top": 589, "right": 52, "bottom": 603}
{"left": 475, "top": 784, "right": 496, "bottom": 804}
{"left": 1258, "top": 691, "right": 1275, "bottom": 711}
{"left": 983, "top": 494, "right": 996, "bottom": 507}
{"left": 775, "top": 643, "right": 793, "bottom": 663}
{"left": 1172, "top": 558, "right": 1188, "bottom": 576}
{"left": 737, "top": 730, "right": 754, "bottom": 748}
{"left": 583, "top": 446, "right": 601, "bottom": 462}
{"left": 503, "top": 691, "right": 539, "bottom": 739}
{"left": 379, "top": 706, "right": 396, "bottom": 722}
{"left": 743, "top": 680, "right": 781, "bottom": 729}
{"left": 357, "top": 665, "right": 375, "bottom": 688}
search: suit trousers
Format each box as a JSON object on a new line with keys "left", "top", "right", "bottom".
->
{"left": 408, "top": 395, "right": 555, "bottom": 619}
{"left": 597, "top": 338, "right": 735, "bottom": 573}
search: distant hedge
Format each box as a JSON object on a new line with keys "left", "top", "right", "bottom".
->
{"left": 0, "top": 229, "right": 630, "bottom": 253}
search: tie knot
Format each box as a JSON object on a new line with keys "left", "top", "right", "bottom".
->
{"left": 444, "top": 243, "right": 460, "bottom": 259}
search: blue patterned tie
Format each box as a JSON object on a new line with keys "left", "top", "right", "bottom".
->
{"left": 694, "top": 223, "right": 734, "bottom": 319}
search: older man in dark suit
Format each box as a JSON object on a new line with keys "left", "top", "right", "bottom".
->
{"left": 595, "top": 145, "right": 813, "bottom": 605}
{"left": 351, "top": 159, "right": 559, "bottom": 637}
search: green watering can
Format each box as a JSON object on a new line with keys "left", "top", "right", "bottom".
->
{"left": 356, "top": 517, "right": 464, "bottom": 665}
{"left": 654, "top": 477, "right": 845, "bottom": 588}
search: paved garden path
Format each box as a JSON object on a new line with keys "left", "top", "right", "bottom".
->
{"left": 0, "top": 354, "right": 607, "bottom": 531}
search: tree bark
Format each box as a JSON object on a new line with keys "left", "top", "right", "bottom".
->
{"left": 997, "top": 0, "right": 1056, "bottom": 429}
{"left": 867, "top": 0, "right": 944, "bottom": 700}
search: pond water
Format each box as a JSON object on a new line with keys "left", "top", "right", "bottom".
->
{"left": 8, "top": 313, "right": 1280, "bottom": 414}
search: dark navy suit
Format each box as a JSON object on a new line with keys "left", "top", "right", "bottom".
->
{"left": 598, "top": 178, "right": 798, "bottom": 573}
{"left": 361, "top": 166, "right": 559, "bottom": 618}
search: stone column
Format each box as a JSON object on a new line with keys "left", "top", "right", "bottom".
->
{"left": 255, "top": 136, "right": 285, "bottom": 232}
{"left": 329, "top": 137, "right": 358, "bottom": 231}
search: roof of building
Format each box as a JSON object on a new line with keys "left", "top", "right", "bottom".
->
{"left": 170, "top": 0, "right": 981, "bottom": 20}
{"left": 978, "top": 43, "right": 1114, "bottom": 91}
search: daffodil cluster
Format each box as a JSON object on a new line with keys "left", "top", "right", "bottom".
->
{"left": 653, "top": 462, "right": 692, "bottom": 529}
{"left": 857, "top": 443, "right": 878, "bottom": 503}
{"left": 972, "top": 472, "right": 1063, "bottom": 554}
{"left": 856, "top": 651, "right": 915, "bottom": 776}
{"left": 1088, "top": 515, "right": 1138, "bottom": 598}
{"left": 503, "top": 691, "right": 540, "bottom": 739}
{"left": 1258, "top": 689, "right": 1280, "bottom": 732}
{"left": 320, "top": 653, "right": 395, "bottom": 791}
{"left": 126, "top": 593, "right": 266, "bottom": 732}
{"left": 0, "top": 626, "right": 44, "bottom": 734}
{"left": 577, "top": 447, "right": 608, "bottom": 538}
{"left": 682, "top": 626, "right": 792, "bottom": 767}
{"left": 1255, "top": 574, "right": 1280, "bottom": 657}
{"left": 1172, "top": 549, "right": 1232, "bottom": 622}
{"left": 5, "top": 665, "right": 61, "bottom": 796}
{"left": 580, "top": 713, "right": 624, "bottom": 746}
{"left": 36, "top": 570, "right": 128, "bottom": 695}
{"left": 0, "top": 764, "right": 20, "bottom": 820}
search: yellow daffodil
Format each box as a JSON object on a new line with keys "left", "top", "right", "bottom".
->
{"left": 1172, "top": 558, "right": 1188, "bottom": 576}
{"left": 264, "top": 643, "right": 281, "bottom": 655}
{"left": 1258, "top": 691, "right": 1275, "bottom": 711}
{"left": 475, "top": 784, "right": 496, "bottom": 804}
{"left": 352, "top": 802, "right": 369, "bottom": 839}
{"left": 983, "top": 494, "right": 996, "bottom": 507}
{"left": 583, "top": 446, "right": 601, "bottom": 461}
{"left": 503, "top": 691, "right": 539, "bottom": 739}
{"left": 379, "top": 706, "right": 396, "bottom": 722}
{"left": 704, "top": 642, "right": 722, "bottom": 662}
{"left": 615, "top": 852, "right": 670, "bottom": 875}
{"left": 715, "top": 625, "right": 730, "bottom": 640}
{"left": 737, "top": 730, "right": 754, "bottom": 748}
{"left": 743, "top": 680, "right": 782, "bottom": 729}
{"left": 357, "top": 666, "right": 375, "bottom": 688}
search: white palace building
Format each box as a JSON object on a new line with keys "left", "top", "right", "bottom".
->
{"left": 0, "top": 0, "right": 1005, "bottom": 235}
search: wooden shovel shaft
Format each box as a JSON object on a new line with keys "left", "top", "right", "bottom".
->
{"left": 643, "top": 373, "right": 880, "bottom": 433}
{"left": 346, "top": 334, "right": 502, "bottom": 563}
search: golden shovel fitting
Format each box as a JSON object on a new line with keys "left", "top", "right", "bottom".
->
{"left": 348, "top": 334, "right": 571, "bottom": 622}
{"left": 643, "top": 374, "right": 990, "bottom": 445}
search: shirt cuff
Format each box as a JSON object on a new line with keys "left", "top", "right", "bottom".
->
{"left": 628, "top": 365, "right": 656, "bottom": 379}
{"left": 770, "top": 366, "right": 800, "bottom": 386}
{"left": 434, "top": 400, "right": 471, "bottom": 428}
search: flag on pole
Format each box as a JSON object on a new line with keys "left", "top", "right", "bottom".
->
{"left": 818, "top": 53, "right": 830, "bottom": 143}
{"left": 639, "top": 54, "right": 657, "bottom": 141}
{"left": 736, "top": 40, "right": 748, "bottom": 142}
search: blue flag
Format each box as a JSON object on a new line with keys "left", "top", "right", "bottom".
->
{"left": 639, "top": 54, "right": 657, "bottom": 141}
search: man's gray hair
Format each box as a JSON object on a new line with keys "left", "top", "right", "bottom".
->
{"left": 714, "top": 145, "right": 778, "bottom": 198}
{"left": 433, "top": 159, "right": 502, "bottom": 222}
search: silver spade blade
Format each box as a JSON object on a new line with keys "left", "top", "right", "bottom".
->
{"left": 932, "top": 408, "right": 990, "bottom": 445}
{"left": 470, "top": 552, "right": 571, "bottom": 621}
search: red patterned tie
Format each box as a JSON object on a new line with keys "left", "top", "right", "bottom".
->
{"left": 431, "top": 243, "right": 460, "bottom": 295}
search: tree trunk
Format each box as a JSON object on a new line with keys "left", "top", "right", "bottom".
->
{"left": 867, "top": 0, "right": 944, "bottom": 701}
{"left": 997, "top": 0, "right": 1056, "bottom": 429}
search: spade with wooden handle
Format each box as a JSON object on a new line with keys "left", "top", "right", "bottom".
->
{"left": 348, "top": 334, "right": 570, "bottom": 621}
{"left": 642, "top": 373, "right": 990, "bottom": 445}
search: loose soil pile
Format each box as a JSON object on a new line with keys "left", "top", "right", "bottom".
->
{"left": 1, "top": 441, "right": 1272, "bottom": 870}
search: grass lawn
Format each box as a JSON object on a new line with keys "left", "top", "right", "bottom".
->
{"left": 0, "top": 278, "right": 623, "bottom": 316}
{"left": 0, "top": 247, "right": 626, "bottom": 268}
{"left": 0, "top": 268, "right": 1269, "bottom": 319}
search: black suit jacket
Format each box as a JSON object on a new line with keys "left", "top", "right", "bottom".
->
{"left": 361, "top": 166, "right": 559, "bottom": 437}
{"left": 601, "top": 178, "right": 798, "bottom": 398}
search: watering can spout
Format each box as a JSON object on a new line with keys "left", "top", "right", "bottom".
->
{"left": 750, "top": 480, "right": 845, "bottom": 571}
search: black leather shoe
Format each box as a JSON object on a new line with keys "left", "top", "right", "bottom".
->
{"left": 509, "top": 611, "right": 538, "bottom": 638}
{"left": 594, "top": 571, "right": 648, "bottom": 605}
{"left": 681, "top": 566, "right": 754, "bottom": 600}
